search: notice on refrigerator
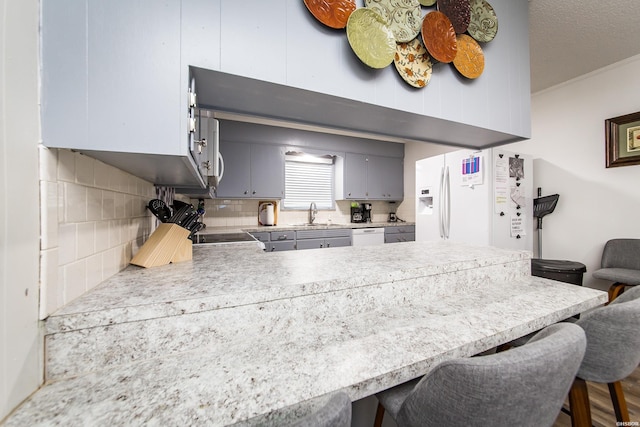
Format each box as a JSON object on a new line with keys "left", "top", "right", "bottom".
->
{"left": 511, "top": 215, "right": 526, "bottom": 237}
{"left": 494, "top": 155, "right": 509, "bottom": 213}
{"left": 510, "top": 184, "right": 526, "bottom": 209}
{"left": 461, "top": 155, "right": 483, "bottom": 187}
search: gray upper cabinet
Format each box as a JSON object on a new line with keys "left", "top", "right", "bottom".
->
{"left": 340, "top": 154, "right": 404, "bottom": 201}
{"left": 216, "top": 141, "right": 284, "bottom": 199}
{"left": 41, "top": 0, "right": 206, "bottom": 188}
{"left": 343, "top": 154, "right": 368, "bottom": 199}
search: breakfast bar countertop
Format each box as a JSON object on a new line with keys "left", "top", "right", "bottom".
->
{"left": 4, "top": 241, "right": 607, "bottom": 427}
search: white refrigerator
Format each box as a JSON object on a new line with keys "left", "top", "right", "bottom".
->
{"left": 415, "top": 148, "right": 533, "bottom": 252}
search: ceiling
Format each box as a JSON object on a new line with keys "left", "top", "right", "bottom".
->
{"left": 529, "top": 0, "right": 640, "bottom": 93}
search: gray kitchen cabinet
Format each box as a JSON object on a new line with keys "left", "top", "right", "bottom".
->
{"left": 296, "top": 229, "right": 352, "bottom": 250}
{"left": 340, "top": 153, "right": 404, "bottom": 201}
{"left": 41, "top": 0, "right": 208, "bottom": 188}
{"left": 249, "top": 230, "right": 295, "bottom": 252}
{"left": 384, "top": 225, "right": 415, "bottom": 243}
{"left": 216, "top": 141, "right": 284, "bottom": 199}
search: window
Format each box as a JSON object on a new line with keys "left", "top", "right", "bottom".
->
{"left": 283, "top": 153, "right": 334, "bottom": 210}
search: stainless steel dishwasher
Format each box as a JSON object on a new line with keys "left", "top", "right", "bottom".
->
{"left": 352, "top": 227, "right": 385, "bottom": 246}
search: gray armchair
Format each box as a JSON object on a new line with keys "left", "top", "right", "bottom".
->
{"left": 373, "top": 323, "right": 586, "bottom": 427}
{"left": 592, "top": 238, "right": 640, "bottom": 301}
{"left": 568, "top": 285, "right": 640, "bottom": 426}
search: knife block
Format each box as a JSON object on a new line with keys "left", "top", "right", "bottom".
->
{"left": 130, "top": 223, "right": 192, "bottom": 268}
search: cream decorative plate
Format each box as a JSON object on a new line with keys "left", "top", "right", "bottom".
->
{"left": 453, "top": 34, "right": 484, "bottom": 78}
{"left": 467, "top": 0, "right": 498, "bottom": 42}
{"left": 419, "top": 0, "right": 437, "bottom": 5}
{"left": 346, "top": 8, "right": 396, "bottom": 69}
{"left": 364, "top": 0, "right": 422, "bottom": 43}
{"left": 303, "top": 0, "right": 357, "bottom": 29}
{"left": 394, "top": 38, "right": 433, "bottom": 88}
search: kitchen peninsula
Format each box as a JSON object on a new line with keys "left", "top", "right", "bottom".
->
{"left": 4, "top": 241, "right": 606, "bottom": 426}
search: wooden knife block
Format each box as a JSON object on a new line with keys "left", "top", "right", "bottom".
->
{"left": 130, "top": 223, "right": 192, "bottom": 268}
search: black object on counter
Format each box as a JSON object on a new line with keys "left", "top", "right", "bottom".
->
{"left": 531, "top": 259, "right": 587, "bottom": 286}
{"left": 147, "top": 199, "right": 172, "bottom": 222}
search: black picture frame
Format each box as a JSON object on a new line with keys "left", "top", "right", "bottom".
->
{"left": 605, "top": 111, "right": 640, "bottom": 168}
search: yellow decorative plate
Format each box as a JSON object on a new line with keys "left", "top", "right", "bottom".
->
{"left": 453, "top": 34, "right": 485, "bottom": 78}
{"left": 467, "top": 0, "right": 498, "bottom": 42}
{"left": 364, "top": 0, "right": 422, "bottom": 43}
{"left": 394, "top": 38, "right": 433, "bottom": 88}
{"left": 346, "top": 8, "right": 396, "bottom": 69}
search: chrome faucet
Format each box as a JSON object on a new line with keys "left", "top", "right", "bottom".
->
{"left": 309, "top": 202, "right": 317, "bottom": 224}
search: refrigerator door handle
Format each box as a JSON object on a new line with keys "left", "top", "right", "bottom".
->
{"left": 445, "top": 166, "right": 451, "bottom": 239}
{"left": 439, "top": 166, "right": 445, "bottom": 238}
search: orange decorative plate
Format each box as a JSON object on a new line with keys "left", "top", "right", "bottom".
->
{"left": 421, "top": 11, "right": 457, "bottom": 63}
{"left": 453, "top": 34, "right": 484, "bottom": 78}
{"left": 394, "top": 38, "right": 433, "bottom": 88}
{"left": 303, "top": 0, "right": 357, "bottom": 29}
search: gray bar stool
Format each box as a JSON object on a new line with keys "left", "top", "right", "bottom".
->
{"left": 373, "top": 323, "right": 586, "bottom": 427}
{"left": 568, "top": 285, "right": 640, "bottom": 426}
{"left": 592, "top": 238, "right": 640, "bottom": 302}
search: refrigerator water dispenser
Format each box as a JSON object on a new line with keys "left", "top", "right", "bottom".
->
{"left": 417, "top": 187, "right": 434, "bottom": 215}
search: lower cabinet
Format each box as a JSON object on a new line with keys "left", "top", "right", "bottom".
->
{"left": 250, "top": 230, "right": 296, "bottom": 252}
{"left": 296, "top": 229, "right": 352, "bottom": 250}
{"left": 384, "top": 225, "right": 415, "bottom": 243}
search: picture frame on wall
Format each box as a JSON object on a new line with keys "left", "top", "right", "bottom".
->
{"left": 605, "top": 111, "right": 640, "bottom": 168}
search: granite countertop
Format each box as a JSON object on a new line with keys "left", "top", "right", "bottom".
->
{"left": 4, "top": 241, "right": 608, "bottom": 427}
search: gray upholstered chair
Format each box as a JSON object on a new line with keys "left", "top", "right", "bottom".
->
{"left": 289, "top": 391, "right": 351, "bottom": 427}
{"left": 592, "top": 238, "right": 640, "bottom": 301}
{"left": 373, "top": 323, "right": 586, "bottom": 427}
{"left": 568, "top": 285, "right": 640, "bottom": 426}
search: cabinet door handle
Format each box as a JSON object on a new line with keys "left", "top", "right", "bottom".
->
{"left": 244, "top": 190, "right": 248, "bottom": 195}
{"left": 252, "top": 191, "right": 256, "bottom": 195}
{"left": 326, "top": 243, "right": 330, "bottom": 247}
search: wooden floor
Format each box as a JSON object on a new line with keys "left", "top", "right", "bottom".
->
{"left": 553, "top": 364, "right": 640, "bottom": 427}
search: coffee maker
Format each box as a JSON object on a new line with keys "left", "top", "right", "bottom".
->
{"left": 350, "top": 204, "right": 364, "bottom": 223}
{"left": 362, "top": 203, "right": 372, "bottom": 223}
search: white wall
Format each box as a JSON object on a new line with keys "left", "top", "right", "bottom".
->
{"left": 505, "top": 54, "right": 640, "bottom": 290}
{"left": 0, "top": 0, "right": 43, "bottom": 420}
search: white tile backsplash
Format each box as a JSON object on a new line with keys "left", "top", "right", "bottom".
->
{"left": 39, "top": 148, "right": 154, "bottom": 319}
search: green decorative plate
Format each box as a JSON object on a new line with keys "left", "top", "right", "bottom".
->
{"left": 467, "top": 0, "right": 498, "bottom": 42}
{"left": 419, "top": 0, "right": 437, "bottom": 5}
{"left": 346, "top": 8, "right": 396, "bottom": 69}
{"left": 394, "top": 38, "right": 433, "bottom": 88}
{"left": 364, "top": 0, "right": 422, "bottom": 43}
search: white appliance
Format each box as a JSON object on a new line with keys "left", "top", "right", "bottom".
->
{"left": 259, "top": 202, "right": 275, "bottom": 226}
{"left": 352, "top": 228, "right": 385, "bottom": 246}
{"left": 415, "top": 148, "right": 533, "bottom": 252}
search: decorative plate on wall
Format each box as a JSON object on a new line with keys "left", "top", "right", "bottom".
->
{"left": 394, "top": 37, "right": 433, "bottom": 88}
{"left": 453, "top": 34, "right": 485, "bottom": 78}
{"left": 419, "top": 0, "right": 437, "bottom": 5}
{"left": 421, "top": 11, "right": 458, "bottom": 63}
{"left": 303, "top": 0, "right": 357, "bottom": 29}
{"left": 346, "top": 8, "right": 396, "bottom": 69}
{"left": 437, "top": 0, "right": 471, "bottom": 34}
{"left": 363, "top": 0, "right": 422, "bottom": 43}
{"left": 467, "top": 0, "right": 498, "bottom": 42}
